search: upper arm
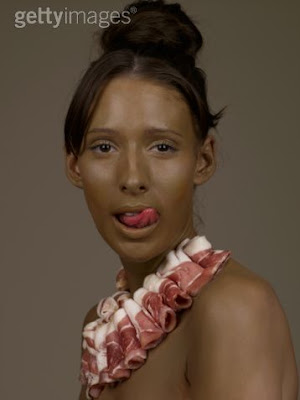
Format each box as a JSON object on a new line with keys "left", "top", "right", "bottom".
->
{"left": 78, "top": 304, "right": 98, "bottom": 400}
{"left": 187, "top": 277, "right": 284, "bottom": 400}
{"left": 79, "top": 385, "right": 87, "bottom": 400}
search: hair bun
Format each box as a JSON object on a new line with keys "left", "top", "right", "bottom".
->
{"left": 100, "top": 0, "right": 203, "bottom": 66}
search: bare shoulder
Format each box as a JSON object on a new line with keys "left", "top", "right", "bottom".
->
{"left": 82, "top": 303, "right": 99, "bottom": 327}
{"left": 189, "top": 256, "right": 292, "bottom": 345}
{"left": 191, "top": 256, "right": 283, "bottom": 315}
{"left": 185, "top": 257, "right": 299, "bottom": 399}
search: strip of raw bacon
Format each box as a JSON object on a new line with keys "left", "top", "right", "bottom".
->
{"left": 99, "top": 369, "right": 117, "bottom": 385}
{"left": 170, "top": 262, "right": 208, "bottom": 296}
{"left": 95, "top": 322, "right": 116, "bottom": 385}
{"left": 123, "top": 298, "right": 166, "bottom": 350}
{"left": 88, "top": 384, "right": 105, "bottom": 399}
{"left": 94, "top": 323, "right": 108, "bottom": 368}
{"left": 114, "top": 307, "right": 147, "bottom": 369}
{"left": 81, "top": 349, "right": 105, "bottom": 400}
{"left": 181, "top": 235, "right": 213, "bottom": 263}
{"left": 105, "top": 319, "right": 131, "bottom": 380}
{"left": 83, "top": 319, "right": 102, "bottom": 349}
{"left": 88, "top": 353, "right": 100, "bottom": 385}
{"left": 81, "top": 322, "right": 110, "bottom": 398}
{"left": 112, "top": 290, "right": 131, "bottom": 308}
{"left": 133, "top": 287, "right": 177, "bottom": 332}
{"left": 183, "top": 238, "right": 231, "bottom": 284}
{"left": 143, "top": 273, "right": 192, "bottom": 311}
{"left": 156, "top": 248, "right": 206, "bottom": 296}
{"left": 96, "top": 291, "right": 130, "bottom": 324}
{"left": 97, "top": 296, "right": 119, "bottom": 321}
{"left": 199, "top": 250, "right": 231, "bottom": 275}
{"left": 79, "top": 347, "right": 90, "bottom": 385}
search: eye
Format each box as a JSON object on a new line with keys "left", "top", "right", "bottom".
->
{"left": 90, "top": 141, "right": 115, "bottom": 153}
{"left": 152, "top": 141, "right": 177, "bottom": 153}
{"left": 89, "top": 140, "right": 177, "bottom": 154}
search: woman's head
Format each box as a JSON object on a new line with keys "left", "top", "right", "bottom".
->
{"left": 64, "top": 0, "right": 225, "bottom": 260}
{"left": 64, "top": 0, "right": 224, "bottom": 157}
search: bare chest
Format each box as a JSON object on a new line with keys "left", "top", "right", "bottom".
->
{"left": 99, "top": 309, "right": 191, "bottom": 400}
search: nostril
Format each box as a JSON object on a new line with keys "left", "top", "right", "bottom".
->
{"left": 121, "top": 184, "right": 147, "bottom": 192}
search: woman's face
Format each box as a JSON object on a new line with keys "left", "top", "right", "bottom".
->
{"left": 65, "top": 76, "right": 216, "bottom": 261}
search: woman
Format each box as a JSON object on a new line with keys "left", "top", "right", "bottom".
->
{"left": 64, "top": 1, "right": 298, "bottom": 399}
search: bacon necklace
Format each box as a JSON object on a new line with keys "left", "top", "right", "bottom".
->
{"left": 79, "top": 235, "right": 231, "bottom": 399}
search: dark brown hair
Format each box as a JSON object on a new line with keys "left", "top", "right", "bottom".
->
{"left": 64, "top": 0, "right": 226, "bottom": 157}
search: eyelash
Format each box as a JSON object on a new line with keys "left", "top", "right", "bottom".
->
{"left": 90, "top": 140, "right": 177, "bottom": 154}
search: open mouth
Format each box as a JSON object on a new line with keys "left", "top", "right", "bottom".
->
{"left": 114, "top": 208, "right": 160, "bottom": 229}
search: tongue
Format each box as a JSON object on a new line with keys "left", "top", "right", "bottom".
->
{"left": 119, "top": 208, "right": 159, "bottom": 228}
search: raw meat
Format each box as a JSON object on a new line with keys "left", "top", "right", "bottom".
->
{"left": 133, "top": 287, "right": 177, "bottom": 332}
{"left": 79, "top": 235, "right": 231, "bottom": 399}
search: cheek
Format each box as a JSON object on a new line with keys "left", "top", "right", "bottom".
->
{"left": 153, "top": 159, "right": 195, "bottom": 205}
{"left": 79, "top": 162, "right": 115, "bottom": 213}
{"left": 81, "top": 163, "right": 113, "bottom": 186}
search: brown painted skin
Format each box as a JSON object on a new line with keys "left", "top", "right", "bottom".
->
{"left": 64, "top": 76, "right": 299, "bottom": 399}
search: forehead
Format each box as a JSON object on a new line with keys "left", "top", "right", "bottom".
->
{"left": 89, "top": 76, "right": 195, "bottom": 133}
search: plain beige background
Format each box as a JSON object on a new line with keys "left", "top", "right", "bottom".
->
{"left": 1, "top": 0, "right": 299, "bottom": 399}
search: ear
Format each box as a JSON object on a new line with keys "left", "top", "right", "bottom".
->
{"left": 63, "top": 147, "right": 83, "bottom": 189}
{"left": 193, "top": 133, "right": 217, "bottom": 186}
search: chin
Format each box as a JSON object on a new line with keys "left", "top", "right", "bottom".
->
{"left": 118, "top": 239, "right": 171, "bottom": 265}
{"left": 118, "top": 243, "right": 161, "bottom": 262}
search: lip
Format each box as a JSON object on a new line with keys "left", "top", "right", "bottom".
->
{"left": 112, "top": 214, "right": 160, "bottom": 239}
{"left": 112, "top": 204, "right": 160, "bottom": 215}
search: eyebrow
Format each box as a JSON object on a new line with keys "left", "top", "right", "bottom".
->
{"left": 86, "top": 127, "right": 183, "bottom": 138}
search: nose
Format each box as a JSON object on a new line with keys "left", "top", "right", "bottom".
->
{"left": 118, "top": 146, "right": 149, "bottom": 195}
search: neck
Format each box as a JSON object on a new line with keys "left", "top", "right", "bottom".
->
{"left": 119, "top": 225, "right": 199, "bottom": 295}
